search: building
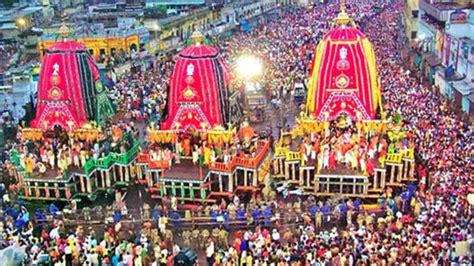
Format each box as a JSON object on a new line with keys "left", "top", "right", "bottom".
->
{"left": 143, "top": 0, "right": 281, "bottom": 53}
{"left": 403, "top": 0, "right": 419, "bottom": 45}
{"left": 435, "top": 9, "right": 474, "bottom": 114}
{"left": 38, "top": 26, "right": 150, "bottom": 64}
{"left": 413, "top": 0, "right": 474, "bottom": 115}
{"left": 73, "top": 2, "right": 144, "bottom": 28}
{"left": 51, "top": 0, "right": 85, "bottom": 16}
{"left": 145, "top": 0, "right": 206, "bottom": 15}
{"left": 0, "top": 5, "right": 49, "bottom": 40}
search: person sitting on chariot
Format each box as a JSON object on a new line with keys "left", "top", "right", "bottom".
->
{"left": 37, "top": 162, "right": 46, "bottom": 174}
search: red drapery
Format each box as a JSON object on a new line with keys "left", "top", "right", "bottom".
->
{"left": 161, "top": 44, "right": 230, "bottom": 130}
{"left": 308, "top": 27, "right": 380, "bottom": 121}
{"left": 32, "top": 42, "right": 89, "bottom": 130}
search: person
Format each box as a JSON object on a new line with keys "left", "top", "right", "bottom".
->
{"left": 181, "top": 230, "right": 191, "bottom": 248}
{"left": 200, "top": 229, "right": 210, "bottom": 250}
{"left": 206, "top": 237, "right": 215, "bottom": 266}
{"left": 218, "top": 227, "right": 229, "bottom": 249}
{"left": 191, "top": 227, "right": 200, "bottom": 250}
{"left": 315, "top": 209, "right": 323, "bottom": 229}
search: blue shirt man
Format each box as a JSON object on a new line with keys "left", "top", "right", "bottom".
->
{"left": 321, "top": 204, "right": 330, "bottom": 222}
{"left": 354, "top": 199, "right": 360, "bottom": 212}
{"left": 252, "top": 207, "right": 262, "bottom": 225}
{"left": 310, "top": 205, "right": 319, "bottom": 216}
{"left": 113, "top": 210, "right": 121, "bottom": 223}
{"left": 236, "top": 208, "right": 246, "bottom": 221}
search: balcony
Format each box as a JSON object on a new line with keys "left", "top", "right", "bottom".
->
{"left": 420, "top": 0, "right": 461, "bottom": 22}
{"left": 146, "top": 0, "right": 205, "bottom": 6}
{"left": 419, "top": 16, "right": 443, "bottom": 35}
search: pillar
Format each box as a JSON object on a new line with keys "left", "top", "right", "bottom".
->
{"left": 54, "top": 183, "right": 59, "bottom": 198}
{"left": 339, "top": 176, "right": 343, "bottom": 194}
{"left": 35, "top": 182, "right": 40, "bottom": 198}
{"left": 228, "top": 173, "right": 234, "bottom": 192}
{"left": 161, "top": 182, "right": 167, "bottom": 196}
{"left": 125, "top": 165, "right": 130, "bottom": 182}
{"left": 279, "top": 159, "right": 284, "bottom": 175}
{"left": 390, "top": 165, "right": 395, "bottom": 183}
{"left": 112, "top": 167, "right": 117, "bottom": 184}
{"left": 373, "top": 171, "right": 378, "bottom": 190}
{"left": 353, "top": 178, "right": 356, "bottom": 195}
{"left": 118, "top": 166, "right": 124, "bottom": 182}
{"left": 273, "top": 159, "right": 279, "bottom": 175}
{"left": 235, "top": 171, "right": 238, "bottom": 188}
{"left": 252, "top": 171, "right": 258, "bottom": 187}
{"left": 299, "top": 165, "right": 304, "bottom": 186}
{"left": 171, "top": 182, "right": 176, "bottom": 196}
{"left": 409, "top": 161, "right": 415, "bottom": 179}
{"left": 397, "top": 165, "right": 403, "bottom": 183}
{"left": 146, "top": 171, "right": 152, "bottom": 187}
{"left": 94, "top": 172, "right": 98, "bottom": 188}
{"left": 28, "top": 182, "right": 32, "bottom": 198}
{"left": 180, "top": 183, "right": 185, "bottom": 199}
{"left": 403, "top": 160, "right": 409, "bottom": 180}
{"left": 106, "top": 171, "right": 111, "bottom": 187}
{"left": 100, "top": 171, "right": 105, "bottom": 188}
{"left": 292, "top": 163, "right": 296, "bottom": 181}
{"left": 137, "top": 165, "right": 143, "bottom": 180}
{"left": 314, "top": 178, "right": 319, "bottom": 194}
{"left": 80, "top": 176, "right": 85, "bottom": 193}
{"left": 306, "top": 169, "right": 311, "bottom": 187}
{"left": 219, "top": 174, "right": 223, "bottom": 192}
{"left": 381, "top": 170, "right": 386, "bottom": 189}
{"left": 244, "top": 169, "right": 248, "bottom": 187}
{"left": 24, "top": 183, "right": 29, "bottom": 198}
{"left": 86, "top": 177, "right": 92, "bottom": 193}
{"left": 363, "top": 178, "right": 368, "bottom": 195}
{"left": 190, "top": 185, "right": 195, "bottom": 200}
{"left": 284, "top": 163, "right": 289, "bottom": 180}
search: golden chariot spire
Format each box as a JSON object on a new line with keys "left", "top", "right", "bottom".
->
{"left": 334, "top": 0, "right": 353, "bottom": 26}
{"left": 191, "top": 30, "right": 204, "bottom": 45}
{"left": 57, "top": 15, "right": 70, "bottom": 41}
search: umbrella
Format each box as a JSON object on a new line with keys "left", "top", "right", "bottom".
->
{"left": 0, "top": 245, "right": 26, "bottom": 265}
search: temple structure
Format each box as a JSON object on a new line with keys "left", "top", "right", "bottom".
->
{"left": 32, "top": 24, "right": 114, "bottom": 130}
{"left": 306, "top": 5, "right": 382, "bottom": 121}
{"left": 161, "top": 31, "right": 235, "bottom": 130}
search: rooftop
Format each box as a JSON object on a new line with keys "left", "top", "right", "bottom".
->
{"left": 40, "top": 26, "right": 149, "bottom": 40}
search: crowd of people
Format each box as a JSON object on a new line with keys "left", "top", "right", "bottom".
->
{"left": 108, "top": 60, "right": 172, "bottom": 124}
{"left": 6, "top": 120, "right": 140, "bottom": 179}
{"left": 202, "top": 0, "right": 474, "bottom": 265}
{"left": 0, "top": 43, "right": 20, "bottom": 69}
{"left": 0, "top": 0, "right": 473, "bottom": 265}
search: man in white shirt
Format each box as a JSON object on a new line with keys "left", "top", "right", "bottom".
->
{"left": 206, "top": 238, "right": 215, "bottom": 266}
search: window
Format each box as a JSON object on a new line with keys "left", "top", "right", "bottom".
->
{"left": 411, "top": 31, "right": 417, "bottom": 39}
{"left": 412, "top": 10, "right": 419, "bottom": 18}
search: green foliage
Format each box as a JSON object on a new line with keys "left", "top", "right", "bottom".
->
{"left": 2, "top": 0, "right": 17, "bottom": 8}
{"left": 155, "top": 5, "right": 167, "bottom": 18}
{"left": 185, "top": 37, "right": 212, "bottom": 46}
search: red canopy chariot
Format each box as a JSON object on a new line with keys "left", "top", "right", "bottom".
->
{"left": 32, "top": 26, "right": 114, "bottom": 131}
{"left": 306, "top": 5, "right": 382, "bottom": 121}
{"left": 161, "top": 31, "right": 231, "bottom": 131}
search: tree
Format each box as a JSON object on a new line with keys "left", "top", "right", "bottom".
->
{"left": 155, "top": 5, "right": 167, "bottom": 18}
{"left": 2, "top": 0, "right": 17, "bottom": 8}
